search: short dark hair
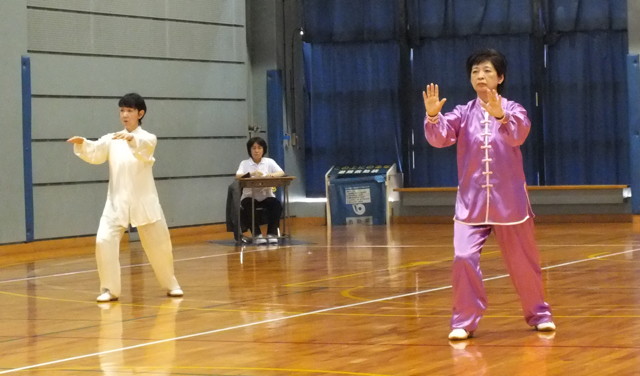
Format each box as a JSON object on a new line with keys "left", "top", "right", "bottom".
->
{"left": 246, "top": 136, "right": 268, "bottom": 157}
{"left": 118, "top": 93, "right": 147, "bottom": 124}
{"left": 466, "top": 49, "right": 507, "bottom": 93}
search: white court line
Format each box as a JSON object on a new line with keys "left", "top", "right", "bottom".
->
{"left": 0, "top": 243, "right": 462, "bottom": 284}
{"left": 324, "top": 243, "right": 640, "bottom": 248}
{"left": 0, "top": 246, "right": 273, "bottom": 284}
{"left": 0, "top": 242, "right": 329, "bottom": 284}
{"left": 1, "top": 246, "right": 639, "bottom": 374}
{"left": 1, "top": 241, "right": 635, "bottom": 285}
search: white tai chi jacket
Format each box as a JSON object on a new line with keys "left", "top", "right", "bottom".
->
{"left": 73, "top": 127, "right": 164, "bottom": 228}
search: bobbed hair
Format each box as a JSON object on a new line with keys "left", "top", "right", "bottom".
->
{"left": 246, "top": 136, "right": 268, "bottom": 157}
{"left": 118, "top": 93, "right": 147, "bottom": 124}
{"left": 466, "top": 49, "right": 507, "bottom": 94}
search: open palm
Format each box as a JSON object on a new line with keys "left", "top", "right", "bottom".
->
{"left": 423, "top": 83, "right": 447, "bottom": 116}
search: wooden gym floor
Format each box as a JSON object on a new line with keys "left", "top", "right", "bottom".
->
{"left": 0, "top": 221, "right": 639, "bottom": 375}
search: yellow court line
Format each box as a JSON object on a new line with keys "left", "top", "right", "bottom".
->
{"left": 36, "top": 366, "right": 393, "bottom": 376}
{"left": 0, "top": 290, "right": 103, "bottom": 305}
{"left": 340, "top": 286, "right": 439, "bottom": 306}
{"left": 0, "top": 290, "right": 442, "bottom": 317}
{"left": 0, "top": 247, "right": 633, "bottom": 317}
{"left": 3, "top": 247, "right": 640, "bottom": 375}
{"left": 166, "top": 366, "right": 392, "bottom": 376}
{"left": 482, "top": 314, "right": 640, "bottom": 319}
{"left": 342, "top": 286, "right": 368, "bottom": 302}
{"left": 3, "top": 286, "right": 634, "bottom": 320}
{"left": 284, "top": 261, "right": 439, "bottom": 287}
{"left": 341, "top": 286, "right": 452, "bottom": 306}
{"left": 27, "top": 288, "right": 640, "bottom": 319}
{"left": 0, "top": 290, "right": 437, "bottom": 316}
{"left": 285, "top": 251, "right": 501, "bottom": 287}
{"left": 0, "top": 290, "right": 268, "bottom": 313}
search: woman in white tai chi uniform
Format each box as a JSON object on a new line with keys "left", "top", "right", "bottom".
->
{"left": 67, "top": 93, "right": 183, "bottom": 303}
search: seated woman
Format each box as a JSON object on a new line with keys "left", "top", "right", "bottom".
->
{"left": 235, "top": 136, "right": 285, "bottom": 244}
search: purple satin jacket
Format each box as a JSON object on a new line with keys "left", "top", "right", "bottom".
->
{"left": 424, "top": 97, "right": 534, "bottom": 225}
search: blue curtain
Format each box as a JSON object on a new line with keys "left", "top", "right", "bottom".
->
{"left": 410, "top": 35, "right": 540, "bottom": 187}
{"left": 301, "top": 0, "right": 399, "bottom": 43}
{"left": 406, "top": 0, "right": 541, "bottom": 186}
{"left": 301, "top": 0, "right": 402, "bottom": 197}
{"left": 299, "top": 0, "right": 629, "bottom": 194}
{"left": 303, "top": 41, "right": 402, "bottom": 196}
{"left": 406, "top": 0, "right": 534, "bottom": 41}
{"left": 542, "top": 0, "right": 629, "bottom": 184}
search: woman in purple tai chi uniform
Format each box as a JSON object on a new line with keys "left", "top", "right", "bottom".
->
{"left": 423, "top": 49, "right": 555, "bottom": 340}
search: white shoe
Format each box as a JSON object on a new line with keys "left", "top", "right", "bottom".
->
{"left": 448, "top": 328, "right": 471, "bottom": 340}
{"left": 254, "top": 234, "right": 267, "bottom": 245}
{"left": 96, "top": 289, "right": 118, "bottom": 302}
{"left": 267, "top": 234, "right": 278, "bottom": 244}
{"left": 536, "top": 321, "right": 556, "bottom": 332}
{"left": 167, "top": 288, "right": 184, "bottom": 297}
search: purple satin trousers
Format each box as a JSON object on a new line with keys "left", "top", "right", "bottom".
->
{"left": 451, "top": 219, "right": 553, "bottom": 331}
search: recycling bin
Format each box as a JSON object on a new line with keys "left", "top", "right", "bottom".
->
{"left": 325, "top": 164, "right": 400, "bottom": 225}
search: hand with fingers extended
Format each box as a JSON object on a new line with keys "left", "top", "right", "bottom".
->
{"left": 422, "top": 83, "right": 447, "bottom": 117}
{"left": 479, "top": 88, "right": 505, "bottom": 119}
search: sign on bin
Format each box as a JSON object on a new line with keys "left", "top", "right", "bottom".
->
{"left": 345, "top": 186, "right": 371, "bottom": 204}
{"left": 326, "top": 164, "right": 399, "bottom": 226}
{"left": 329, "top": 178, "right": 386, "bottom": 225}
{"left": 344, "top": 186, "right": 372, "bottom": 224}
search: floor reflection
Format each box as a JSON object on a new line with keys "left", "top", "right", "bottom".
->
{"left": 98, "top": 298, "right": 181, "bottom": 375}
{"left": 450, "top": 340, "right": 487, "bottom": 375}
{"left": 449, "top": 330, "right": 556, "bottom": 376}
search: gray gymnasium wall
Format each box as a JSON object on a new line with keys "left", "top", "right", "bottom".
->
{"left": 246, "top": 0, "right": 325, "bottom": 218}
{"left": 0, "top": 2, "right": 28, "bottom": 244}
{"left": 21, "top": 0, "right": 249, "bottom": 240}
{"left": 6, "top": 1, "right": 634, "bottom": 243}
{"left": 631, "top": 0, "right": 640, "bottom": 55}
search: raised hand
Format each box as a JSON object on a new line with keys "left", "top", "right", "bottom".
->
{"left": 479, "top": 88, "right": 505, "bottom": 119}
{"left": 422, "top": 83, "right": 447, "bottom": 117}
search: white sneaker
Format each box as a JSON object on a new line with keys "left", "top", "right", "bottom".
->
{"left": 536, "top": 321, "right": 556, "bottom": 332}
{"left": 96, "top": 289, "right": 118, "bottom": 302}
{"left": 167, "top": 288, "right": 184, "bottom": 297}
{"left": 254, "top": 234, "right": 267, "bottom": 245}
{"left": 267, "top": 234, "right": 278, "bottom": 244}
{"left": 448, "top": 328, "right": 471, "bottom": 340}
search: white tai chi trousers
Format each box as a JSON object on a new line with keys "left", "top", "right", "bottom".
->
{"left": 95, "top": 215, "right": 180, "bottom": 297}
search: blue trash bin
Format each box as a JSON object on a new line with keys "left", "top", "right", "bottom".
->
{"left": 326, "top": 164, "right": 398, "bottom": 225}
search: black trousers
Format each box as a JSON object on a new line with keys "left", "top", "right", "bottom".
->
{"left": 240, "top": 197, "right": 282, "bottom": 236}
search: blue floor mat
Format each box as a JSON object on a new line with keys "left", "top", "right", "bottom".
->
{"left": 209, "top": 238, "right": 313, "bottom": 247}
